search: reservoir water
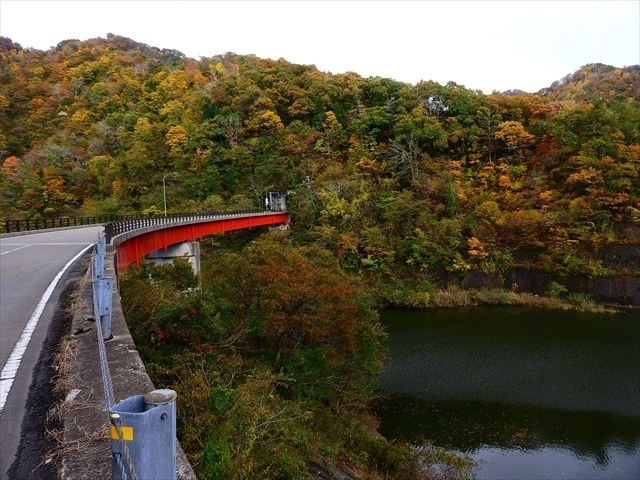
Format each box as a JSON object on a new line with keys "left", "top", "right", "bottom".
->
{"left": 375, "top": 307, "right": 640, "bottom": 479}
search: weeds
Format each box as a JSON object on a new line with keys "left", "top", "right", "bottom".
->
{"left": 51, "top": 334, "right": 77, "bottom": 396}
{"left": 384, "top": 284, "right": 613, "bottom": 313}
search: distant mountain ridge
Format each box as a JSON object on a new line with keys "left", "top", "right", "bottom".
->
{"left": 2, "top": 34, "right": 637, "bottom": 96}
{"left": 540, "top": 63, "right": 640, "bottom": 104}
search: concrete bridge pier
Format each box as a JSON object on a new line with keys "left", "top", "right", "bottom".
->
{"left": 145, "top": 241, "right": 200, "bottom": 275}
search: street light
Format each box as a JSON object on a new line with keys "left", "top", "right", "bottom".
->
{"left": 163, "top": 172, "right": 178, "bottom": 217}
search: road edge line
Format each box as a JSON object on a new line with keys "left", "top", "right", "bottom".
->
{"left": 0, "top": 244, "right": 94, "bottom": 413}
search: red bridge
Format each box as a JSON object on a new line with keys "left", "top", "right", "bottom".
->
{"left": 105, "top": 211, "right": 289, "bottom": 272}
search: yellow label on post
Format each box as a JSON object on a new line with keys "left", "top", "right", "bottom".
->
{"left": 110, "top": 425, "right": 134, "bottom": 441}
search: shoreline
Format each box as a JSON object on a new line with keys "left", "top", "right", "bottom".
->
{"left": 377, "top": 286, "right": 625, "bottom": 314}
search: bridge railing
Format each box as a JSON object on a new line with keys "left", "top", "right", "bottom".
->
{"left": 3, "top": 208, "right": 287, "bottom": 238}
{"left": 103, "top": 210, "right": 273, "bottom": 243}
{"left": 1, "top": 215, "right": 140, "bottom": 234}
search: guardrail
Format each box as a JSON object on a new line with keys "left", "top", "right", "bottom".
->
{"left": 91, "top": 235, "right": 177, "bottom": 480}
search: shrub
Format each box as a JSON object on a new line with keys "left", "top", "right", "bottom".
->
{"left": 568, "top": 292, "right": 596, "bottom": 309}
{"left": 546, "top": 281, "right": 568, "bottom": 299}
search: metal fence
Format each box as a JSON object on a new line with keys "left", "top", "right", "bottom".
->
{"left": 1, "top": 215, "right": 140, "bottom": 234}
{"left": 91, "top": 235, "right": 177, "bottom": 480}
{"left": 4, "top": 206, "right": 288, "bottom": 236}
{"left": 103, "top": 210, "right": 268, "bottom": 243}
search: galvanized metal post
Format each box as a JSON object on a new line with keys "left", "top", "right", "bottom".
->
{"left": 94, "top": 277, "right": 113, "bottom": 340}
{"left": 110, "top": 389, "right": 177, "bottom": 480}
{"left": 93, "top": 237, "right": 106, "bottom": 278}
{"left": 92, "top": 254, "right": 105, "bottom": 278}
{"left": 96, "top": 236, "right": 106, "bottom": 255}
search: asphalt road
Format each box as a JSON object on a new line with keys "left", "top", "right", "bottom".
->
{"left": 0, "top": 226, "right": 103, "bottom": 480}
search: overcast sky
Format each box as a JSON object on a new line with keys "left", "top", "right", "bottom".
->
{"left": 1, "top": 1, "right": 638, "bottom": 93}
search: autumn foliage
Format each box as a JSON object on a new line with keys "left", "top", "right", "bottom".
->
{"left": 1, "top": 35, "right": 637, "bottom": 284}
{"left": 119, "top": 235, "right": 402, "bottom": 479}
{"left": 2, "top": 37, "right": 637, "bottom": 290}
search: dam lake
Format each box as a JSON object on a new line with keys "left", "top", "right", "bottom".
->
{"left": 375, "top": 307, "right": 640, "bottom": 479}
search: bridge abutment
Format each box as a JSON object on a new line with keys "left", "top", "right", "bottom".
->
{"left": 145, "top": 241, "right": 200, "bottom": 275}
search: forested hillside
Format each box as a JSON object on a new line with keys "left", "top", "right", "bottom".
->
{"left": 1, "top": 35, "right": 639, "bottom": 305}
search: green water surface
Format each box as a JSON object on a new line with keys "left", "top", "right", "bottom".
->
{"left": 375, "top": 307, "right": 640, "bottom": 479}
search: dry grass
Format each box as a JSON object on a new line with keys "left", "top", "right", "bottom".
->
{"left": 45, "top": 333, "right": 79, "bottom": 463}
{"left": 43, "top": 279, "right": 106, "bottom": 470}
{"left": 430, "top": 286, "right": 474, "bottom": 308}
{"left": 402, "top": 286, "right": 615, "bottom": 313}
{"left": 51, "top": 334, "right": 78, "bottom": 396}
{"left": 66, "top": 275, "right": 90, "bottom": 316}
{"left": 43, "top": 418, "right": 109, "bottom": 468}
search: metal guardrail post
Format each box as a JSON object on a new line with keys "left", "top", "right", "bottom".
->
{"left": 92, "top": 254, "right": 105, "bottom": 279}
{"left": 92, "top": 237, "right": 106, "bottom": 278}
{"left": 110, "top": 389, "right": 177, "bottom": 480}
{"left": 96, "top": 236, "right": 107, "bottom": 255}
{"left": 94, "top": 277, "right": 113, "bottom": 340}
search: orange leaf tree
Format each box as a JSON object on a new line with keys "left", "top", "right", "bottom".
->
{"left": 205, "top": 234, "right": 386, "bottom": 406}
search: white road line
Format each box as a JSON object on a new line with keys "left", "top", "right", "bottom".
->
{"left": 0, "top": 243, "right": 94, "bottom": 414}
{"left": 0, "top": 245, "right": 31, "bottom": 255}
{"left": 0, "top": 243, "right": 92, "bottom": 246}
